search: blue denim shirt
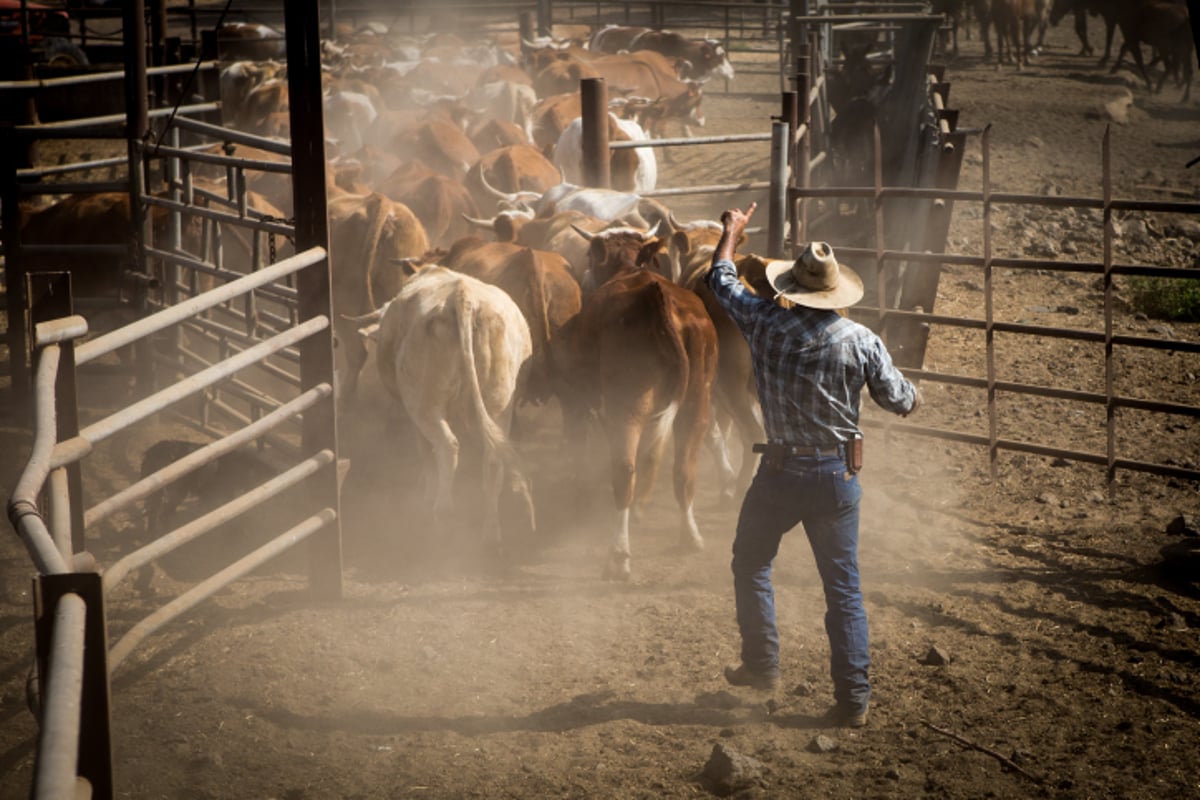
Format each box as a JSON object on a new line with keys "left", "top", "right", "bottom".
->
{"left": 705, "top": 257, "right": 916, "bottom": 445}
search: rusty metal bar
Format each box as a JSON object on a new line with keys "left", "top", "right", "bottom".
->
{"left": 144, "top": 196, "right": 295, "bottom": 235}
{"left": 67, "top": 317, "right": 326, "bottom": 456}
{"left": 285, "top": 0, "right": 343, "bottom": 602}
{"left": 76, "top": 247, "right": 324, "bottom": 365}
{"left": 581, "top": 77, "right": 610, "bottom": 189}
{"left": 149, "top": 249, "right": 300, "bottom": 303}
{"left": 768, "top": 120, "right": 788, "bottom": 258}
{"left": 873, "top": 123, "right": 885, "bottom": 328}
{"left": 32, "top": 592, "right": 86, "bottom": 800}
{"left": 108, "top": 506, "right": 337, "bottom": 671}
{"left": 102, "top": 448, "right": 334, "bottom": 594}
{"left": 1103, "top": 126, "right": 1116, "bottom": 492}
{"left": 178, "top": 313, "right": 302, "bottom": 364}
{"left": 983, "top": 124, "right": 997, "bottom": 478}
{"left": 84, "top": 384, "right": 328, "bottom": 528}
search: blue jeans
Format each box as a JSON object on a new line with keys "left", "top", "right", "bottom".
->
{"left": 732, "top": 453, "right": 868, "bottom": 711}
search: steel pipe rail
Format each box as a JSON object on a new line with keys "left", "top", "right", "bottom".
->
{"left": 901, "top": 367, "right": 1200, "bottom": 418}
{"left": 16, "top": 102, "right": 221, "bottom": 132}
{"left": 188, "top": 184, "right": 296, "bottom": 226}
{"left": 790, "top": 184, "right": 1200, "bottom": 214}
{"left": 143, "top": 145, "right": 293, "bottom": 175}
{"left": 35, "top": 317, "right": 90, "bottom": 348}
{"left": 166, "top": 115, "right": 293, "bottom": 156}
{"left": 149, "top": 249, "right": 302, "bottom": 303}
{"left": 76, "top": 247, "right": 325, "bottom": 365}
{"left": 7, "top": 346, "right": 73, "bottom": 576}
{"left": 178, "top": 315, "right": 303, "bottom": 366}
{"left": 66, "top": 316, "right": 327, "bottom": 455}
{"left": 84, "top": 384, "right": 329, "bottom": 528}
{"left": 18, "top": 181, "right": 130, "bottom": 196}
{"left": 108, "top": 505, "right": 337, "bottom": 670}
{"left": 862, "top": 418, "right": 1200, "bottom": 483}
{"left": 609, "top": 131, "right": 773, "bottom": 149}
{"left": 102, "top": 448, "right": 334, "bottom": 594}
{"left": 642, "top": 180, "right": 770, "bottom": 198}
{"left": 16, "top": 143, "right": 213, "bottom": 180}
{"left": 144, "top": 194, "right": 295, "bottom": 235}
{"left": 0, "top": 60, "right": 218, "bottom": 91}
{"left": 32, "top": 592, "right": 87, "bottom": 800}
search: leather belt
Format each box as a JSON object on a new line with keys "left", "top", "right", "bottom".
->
{"left": 752, "top": 442, "right": 844, "bottom": 458}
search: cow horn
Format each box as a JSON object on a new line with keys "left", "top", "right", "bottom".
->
{"left": 477, "top": 167, "right": 516, "bottom": 201}
{"left": 462, "top": 213, "right": 495, "bottom": 228}
{"left": 644, "top": 221, "right": 661, "bottom": 239}
{"left": 666, "top": 208, "right": 685, "bottom": 231}
{"left": 570, "top": 224, "right": 597, "bottom": 241}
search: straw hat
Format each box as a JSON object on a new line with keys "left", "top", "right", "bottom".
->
{"left": 764, "top": 242, "right": 864, "bottom": 310}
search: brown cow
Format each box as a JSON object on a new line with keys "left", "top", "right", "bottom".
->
{"left": 558, "top": 226, "right": 718, "bottom": 579}
{"left": 18, "top": 192, "right": 200, "bottom": 298}
{"left": 382, "top": 173, "right": 480, "bottom": 249}
{"left": 589, "top": 26, "right": 736, "bottom": 82}
{"left": 327, "top": 192, "right": 431, "bottom": 406}
{"left": 385, "top": 118, "right": 480, "bottom": 179}
{"left": 673, "top": 230, "right": 771, "bottom": 501}
{"left": 463, "top": 144, "right": 562, "bottom": 215}
{"left": 530, "top": 92, "right": 583, "bottom": 154}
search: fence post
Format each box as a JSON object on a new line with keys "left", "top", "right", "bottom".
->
{"left": 519, "top": 11, "right": 534, "bottom": 44}
{"left": 581, "top": 78, "right": 610, "bottom": 189}
{"left": 32, "top": 573, "right": 114, "bottom": 800}
{"left": 797, "top": 43, "right": 811, "bottom": 247}
{"left": 1, "top": 123, "right": 30, "bottom": 423}
{"left": 27, "top": 271, "right": 86, "bottom": 558}
{"left": 536, "top": 0, "right": 552, "bottom": 37}
{"left": 768, "top": 120, "right": 789, "bottom": 259}
{"left": 285, "top": 0, "right": 343, "bottom": 601}
{"left": 781, "top": 91, "right": 798, "bottom": 252}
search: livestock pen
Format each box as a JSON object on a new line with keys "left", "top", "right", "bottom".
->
{"left": 1, "top": 1, "right": 1199, "bottom": 799}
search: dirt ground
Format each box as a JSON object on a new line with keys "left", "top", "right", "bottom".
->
{"left": 2, "top": 12, "right": 1200, "bottom": 800}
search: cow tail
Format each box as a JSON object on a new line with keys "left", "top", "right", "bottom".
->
{"left": 454, "top": 287, "right": 521, "bottom": 470}
{"left": 646, "top": 280, "right": 689, "bottom": 406}
{"left": 362, "top": 193, "right": 391, "bottom": 310}
{"left": 528, "top": 257, "right": 553, "bottom": 399}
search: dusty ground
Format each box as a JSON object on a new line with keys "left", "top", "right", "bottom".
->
{"left": 2, "top": 12, "right": 1200, "bottom": 800}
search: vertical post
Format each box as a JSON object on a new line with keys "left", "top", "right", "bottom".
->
{"left": 150, "top": 0, "right": 167, "bottom": 105}
{"left": 982, "top": 124, "right": 997, "bottom": 479}
{"left": 1102, "top": 125, "right": 1115, "bottom": 494}
{"left": 519, "top": 11, "right": 534, "bottom": 44}
{"left": 199, "top": 30, "right": 221, "bottom": 126}
{"left": 873, "top": 123, "right": 885, "bottom": 324}
{"left": 768, "top": 120, "right": 788, "bottom": 259}
{"left": 536, "top": 0, "right": 552, "bottom": 37}
{"left": 797, "top": 44, "right": 811, "bottom": 246}
{"left": 328, "top": 0, "right": 339, "bottom": 41}
{"left": 782, "top": 91, "right": 799, "bottom": 253}
{"left": 580, "top": 77, "right": 610, "bottom": 189}
{"left": 1, "top": 124, "right": 30, "bottom": 422}
{"left": 285, "top": 0, "right": 343, "bottom": 601}
{"left": 27, "top": 271, "right": 85, "bottom": 556}
{"left": 123, "top": 0, "right": 150, "bottom": 398}
{"left": 33, "top": 573, "right": 114, "bottom": 800}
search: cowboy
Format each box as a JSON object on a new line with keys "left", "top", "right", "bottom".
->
{"left": 704, "top": 202, "right": 920, "bottom": 728}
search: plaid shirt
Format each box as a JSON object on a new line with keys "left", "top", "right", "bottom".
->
{"left": 705, "top": 258, "right": 916, "bottom": 446}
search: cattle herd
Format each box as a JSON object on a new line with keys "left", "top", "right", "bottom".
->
{"left": 934, "top": 0, "right": 1192, "bottom": 98}
{"left": 13, "top": 3, "right": 1194, "bottom": 581}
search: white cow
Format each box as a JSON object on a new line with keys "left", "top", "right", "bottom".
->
{"left": 552, "top": 113, "right": 657, "bottom": 193}
{"left": 358, "top": 266, "right": 535, "bottom": 545}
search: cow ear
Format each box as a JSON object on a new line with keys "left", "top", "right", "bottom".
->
{"left": 588, "top": 236, "right": 607, "bottom": 263}
{"left": 638, "top": 237, "right": 666, "bottom": 265}
{"left": 670, "top": 230, "right": 691, "bottom": 255}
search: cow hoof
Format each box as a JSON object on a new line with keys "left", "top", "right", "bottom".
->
{"left": 602, "top": 555, "right": 632, "bottom": 582}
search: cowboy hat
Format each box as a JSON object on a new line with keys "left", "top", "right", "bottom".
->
{"left": 764, "top": 242, "right": 863, "bottom": 309}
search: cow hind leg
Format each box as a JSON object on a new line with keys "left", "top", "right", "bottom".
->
{"left": 671, "top": 401, "right": 708, "bottom": 553}
{"left": 631, "top": 402, "right": 677, "bottom": 519}
{"left": 411, "top": 415, "right": 459, "bottom": 523}
{"left": 602, "top": 420, "right": 641, "bottom": 581}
